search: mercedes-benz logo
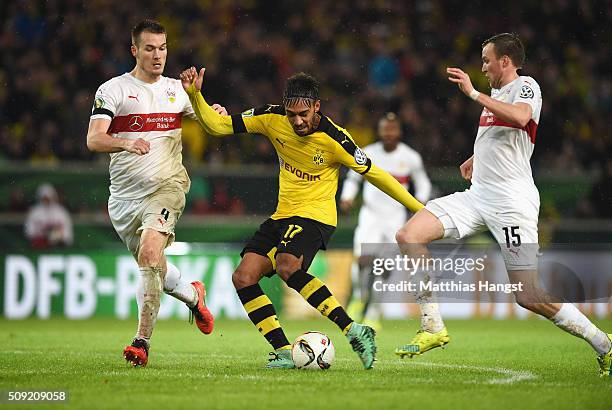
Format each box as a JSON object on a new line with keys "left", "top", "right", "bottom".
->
{"left": 129, "top": 115, "right": 144, "bottom": 131}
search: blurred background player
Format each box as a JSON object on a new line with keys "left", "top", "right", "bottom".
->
{"left": 340, "top": 112, "right": 431, "bottom": 330}
{"left": 86, "top": 19, "right": 219, "bottom": 367}
{"left": 181, "top": 67, "right": 424, "bottom": 369}
{"left": 394, "top": 33, "right": 612, "bottom": 376}
{"left": 24, "top": 183, "right": 73, "bottom": 249}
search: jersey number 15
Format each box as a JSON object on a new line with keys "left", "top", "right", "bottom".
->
{"left": 502, "top": 226, "right": 521, "bottom": 248}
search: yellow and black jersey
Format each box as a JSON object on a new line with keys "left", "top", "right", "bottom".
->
{"left": 187, "top": 85, "right": 423, "bottom": 226}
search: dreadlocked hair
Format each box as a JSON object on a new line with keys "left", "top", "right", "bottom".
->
{"left": 283, "top": 72, "right": 320, "bottom": 107}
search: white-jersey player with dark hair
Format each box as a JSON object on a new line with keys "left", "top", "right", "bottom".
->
{"left": 86, "top": 19, "right": 222, "bottom": 367}
{"left": 341, "top": 112, "right": 431, "bottom": 329}
{"left": 394, "top": 33, "right": 611, "bottom": 376}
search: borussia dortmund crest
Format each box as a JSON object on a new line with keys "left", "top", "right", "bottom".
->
{"left": 313, "top": 150, "right": 325, "bottom": 165}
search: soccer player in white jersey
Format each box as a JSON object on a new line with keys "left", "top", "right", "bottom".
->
{"left": 394, "top": 33, "right": 611, "bottom": 376}
{"left": 86, "top": 20, "right": 220, "bottom": 367}
{"left": 340, "top": 113, "right": 431, "bottom": 329}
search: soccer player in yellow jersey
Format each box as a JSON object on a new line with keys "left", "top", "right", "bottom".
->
{"left": 180, "top": 67, "right": 423, "bottom": 369}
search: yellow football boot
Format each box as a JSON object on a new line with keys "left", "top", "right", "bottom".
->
{"left": 395, "top": 327, "right": 450, "bottom": 359}
{"left": 597, "top": 334, "right": 612, "bottom": 377}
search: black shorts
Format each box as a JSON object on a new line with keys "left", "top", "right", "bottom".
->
{"left": 241, "top": 216, "right": 335, "bottom": 276}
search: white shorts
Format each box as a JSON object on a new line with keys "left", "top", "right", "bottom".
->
{"left": 425, "top": 189, "right": 539, "bottom": 270}
{"left": 353, "top": 209, "right": 406, "bottom": 257}
{"left": 108, "top": 182, "right": 186, "bottom": 258}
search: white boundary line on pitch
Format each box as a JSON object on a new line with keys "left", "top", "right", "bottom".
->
{"left": 400, "top": 361, "right": 538, "bottom": 384}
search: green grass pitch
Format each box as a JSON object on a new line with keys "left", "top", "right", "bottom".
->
{"left": 1, "top": 317, "right": 610, "bottom": 409}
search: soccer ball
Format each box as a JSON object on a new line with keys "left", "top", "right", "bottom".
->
{"left": 291, "top": 331, "right": 335, "bottom": 370}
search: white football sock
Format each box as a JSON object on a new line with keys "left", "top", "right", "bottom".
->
{"left": 551, "top": 303, "right": 611, "bottom": 355}
{"left": 418, "top": 301, "right": 445, "bottom": 333}
{"left": 163, "top": 262, "right": 198, "bottom": 307}
{"left": 414, "top": 269, "right": 444, "bottom": 333}
{"left": 135, "top": 266, "right": 163, "bottom": 341}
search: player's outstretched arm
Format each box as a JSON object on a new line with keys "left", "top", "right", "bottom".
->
{"left": 86, "top": 118, "right": 150, "bottom": 155}
{"left": 180, "top": 67, "right": 234, "bottom": 136}
{"left": 363, "top": 163, "right": 424, "bottom": 212}
{"left": 332, "top": 128, "right": 423, "bottom": 212}
{"left": 446, "top": 67, "right": 532, "bottom": 127}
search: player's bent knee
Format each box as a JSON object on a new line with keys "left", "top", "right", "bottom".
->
{"left": 395, "top": 227, "right": 409, "bottom": 244}
{"left": 232, "top": 269, "right": 258, "bottom": 290}
{"left": 396, "top": 225, "right": 421, "bottom": 244}
{"left": 137, "top": 245, "right": 161, "bottom": 268}
{"left": 396, "top": 209, "right": 444, "bottom": 244}
{"left": 275, "top": 254, "right": 302, "bottom": 281}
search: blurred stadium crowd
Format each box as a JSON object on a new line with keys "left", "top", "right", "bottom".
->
{"left": 0, "top": 1, "right": 610, "bottom": 216}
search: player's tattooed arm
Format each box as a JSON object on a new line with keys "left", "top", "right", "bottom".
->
{"left": 86, "top": 118, "right": 150, "bottom": 155}
{"left": 446, "top": 67, "right": 532, "bottom": 127}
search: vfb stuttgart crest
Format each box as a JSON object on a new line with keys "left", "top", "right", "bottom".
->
{"left": 166, "top": 88, "right": 176, "bottom": 103}
{"left": 313, "top": 149, "right": 325, "bottom": 165}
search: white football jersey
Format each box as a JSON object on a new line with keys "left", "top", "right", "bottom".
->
{"left": 90, "top": 73, "right": 196, "bottom": 200}
{"left": 341, "top": 141, "right": 431, "bottom": 225}
{"left": 471, "top": 76, "right": 542, "bottom": 205}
